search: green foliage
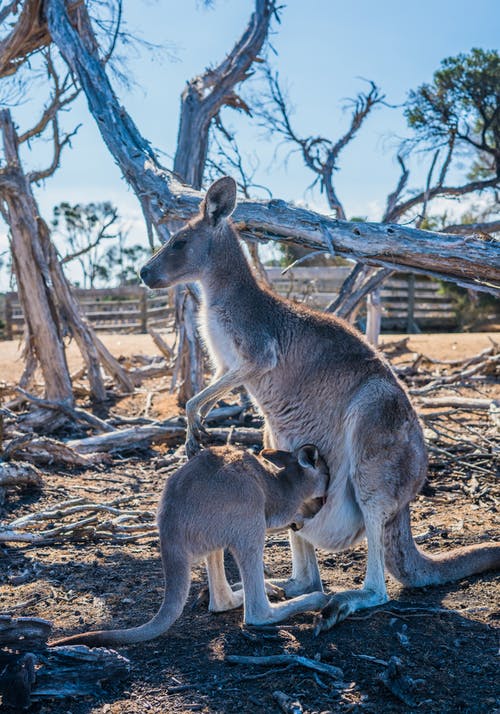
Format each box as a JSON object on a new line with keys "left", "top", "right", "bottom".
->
{"left": 101, "top": 241, "right": 150, "bottom": 286}
{"left": 405, "top": 48, "right": 500, "bottom": 177}
{"left": 52, "top": 202, "right": 148, "bottom": 288}
{"left": 52, "top": 202, "right": 119, "bottom": 288}
{"left": 438, "top": 282, "right": 500, "bottom": 331}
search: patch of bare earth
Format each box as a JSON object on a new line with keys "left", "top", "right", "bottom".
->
{"left": 0, "top": 334, "right": 498, "bottom": 713}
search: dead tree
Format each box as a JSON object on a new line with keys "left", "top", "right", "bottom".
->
{"left": 170, "top": 0, "right": 275, "bottom": 405}
{"left": 42, "top": 0, "right": 498, "bottom": 303}
{"left": 253, "top": 68, "right": 389, "bottom": 341}
{"left": 0, "top": 46, "right": 133, "bottom": 420}
{"left": 253, "top": 61, "right": 499, "bottom": 343}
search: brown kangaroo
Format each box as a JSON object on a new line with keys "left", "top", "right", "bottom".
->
{"left": 51, "top": 444, "right": 329, "bottom": 647}
{"left": 139, "top": 176, "right": 500, "bottom": 631}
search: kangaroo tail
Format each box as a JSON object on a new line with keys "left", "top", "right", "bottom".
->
{"left": 385, "top": 506, "right": 500, "bottom": 588}
{"left": 50, "top": 552, "right": 191, "bottom": 648}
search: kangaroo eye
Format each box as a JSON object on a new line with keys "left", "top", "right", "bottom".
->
{"left": 171, "top": 239, "right": 187, "bottom": 251}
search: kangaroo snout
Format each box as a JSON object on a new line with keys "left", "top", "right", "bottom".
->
{"left": 139, "top": 263, "right": 155, "bottom": 288}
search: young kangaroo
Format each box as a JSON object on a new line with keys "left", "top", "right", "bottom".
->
{"left": 139, "top": 176, "right": 500, "bottom": 632}
{"left": 51, "top": 445, "right": 329, "bottom": 647}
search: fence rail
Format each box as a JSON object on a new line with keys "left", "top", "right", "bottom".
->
{"left": 266, "top": 268, "right": 457, "bottom": 331}
{"left": 0, "top": 269, "right": 458, "bottom": 340}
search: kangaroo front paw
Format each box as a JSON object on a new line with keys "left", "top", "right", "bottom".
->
{"left": 185, "top": 433, "right": 202, "bottom": 459}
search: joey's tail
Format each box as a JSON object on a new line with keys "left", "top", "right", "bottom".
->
{"left": 50, "top": 552, "right": 191, "bottom": 648}
{"left": 385, "top": 506, "right": 500, "bottom": 588}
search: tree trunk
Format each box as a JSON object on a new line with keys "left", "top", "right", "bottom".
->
{"left": 0, "top": 109, "right": 133, "bottom": 415}
{"left": 0, "top": 110, "right": 73, "bottom": 414}
{"left": 39, "top": 220, "right": 134, "bottom": 394}
{"left": 365, "top": 287, "right": 382, "bottom": 346}
{"left": 169, "top": 0, "right": 273, "bottom": 405}
{"left": 171, "top": 285, "right": 204, "bottom": 407}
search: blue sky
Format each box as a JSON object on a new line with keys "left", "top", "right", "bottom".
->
{"left": 1, "top": 0, "right": 499, "bottom": 287}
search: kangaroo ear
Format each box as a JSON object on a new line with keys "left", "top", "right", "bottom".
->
{"left": 297, "top": 444, "right": 319, "bottom": 470}
{"left": 259, "top": 448, "right": 293, "bottom": 469}
{"left": 203, "top": 176, "right": 237, "bottom": 226}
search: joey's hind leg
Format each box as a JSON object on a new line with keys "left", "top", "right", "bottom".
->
{"left": 233, "top": 537, "right": 327, "bottom": 626}
{"left": 206, "top": 550, "right": 243, "bottom": 612}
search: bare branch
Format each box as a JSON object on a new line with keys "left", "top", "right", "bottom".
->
{"left": 59, "top": 207, "right": 118, "bottom": 263}
{"left": 18, "top": 49, "right": 80, "bottom": 144}
{"left": 209, "top": 115, "right": 272, "bottom": 199}
{"left": 256, "top": 69, "right": 384, "bottom": 219}
{"left": 28, "top": 116, "right": 81, "bottom": 183}
{"left": 45, "top": 0, "right": 500, "bottom": 295}
{"left": 329, "top": 81, "right": 385, "bottom": 163}
{"left": 0, "top": 0, "right": 79, "bottom": 78}
{"left": 335, "top": 267, "right": 392, "bottom": 319}
{"left": 383, "top": 155, "right": 409, "bottom": 221}
{"left": 416, "top": 148, "right": 440, "bottom": 228}
{"left": 386, "top": 176, "right": 499, "bottom": 223}
{"left": 174, "top": 0, "right": 276, "bottom": 189}
{"left": 444, "top": 220, "right": 500, "bottom": 236}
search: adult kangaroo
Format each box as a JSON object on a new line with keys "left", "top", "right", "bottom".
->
{"left": 140, "top": 176, "right": 500, "bottom": 631}
{"left": 52, "top": 444, "right": 329, "bottom": 647}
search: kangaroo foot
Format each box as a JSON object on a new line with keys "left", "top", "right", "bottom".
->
{"left": 231, "top": 580, "right": 286, "bottom": 600}
{"left": 208, "top": 587, "right": 244, "bottom": 613}
{"left": 313, "top": 588, "right": 389, "bottom": 635}
{"left": 268, "top": 576, "right": 323, "bottom": 598}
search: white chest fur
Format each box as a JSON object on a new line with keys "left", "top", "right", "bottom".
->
{"left": 198, "top": 302, "right": 241, "bottom": 372}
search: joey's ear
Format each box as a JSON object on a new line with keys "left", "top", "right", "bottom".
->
{"left": 203, "top": 176, "right": 237, "bottom": 226}
{"left": 297, "top": 444, "right": 319, "bottom": 470}
{"left": 259, "top": 448, "right": 292, "bottom": 469}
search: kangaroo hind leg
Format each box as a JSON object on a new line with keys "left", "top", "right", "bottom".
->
{"left": 314, "top": 507, "right": 389, "bottom": 634}
{"left": 206, "top": 549, "right": 244, "bottom": 612}
{"left": 233, "top": 538, "right": 327, "bottom": 626}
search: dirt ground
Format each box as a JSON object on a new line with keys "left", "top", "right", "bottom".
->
{"left": 0, "top": 333, "right": 498, "bottom": 714}
{"left": 0, "top": 331, "right": 497, "bottom": 384}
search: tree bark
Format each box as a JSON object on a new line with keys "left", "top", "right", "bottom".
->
{"left": 171, "top": 0, "right": 274, "bottom": 405}
{"left": 0, "top": 110, "right": 73, "bottom": 412}
{"left": 0, "top": 109, "right": 133, "bottom": 410}
{"left": 45, "top": 0, "right": 500, "bottom": 296}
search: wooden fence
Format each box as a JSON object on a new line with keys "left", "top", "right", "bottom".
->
{"left": 0, "top": 286, "right": 174, "bottom": 340}
{"left": 0, "top": 269, "right": 457, "bottom": 340}
{"left": 266, "top": 268, "right": 457, "bottom": 332}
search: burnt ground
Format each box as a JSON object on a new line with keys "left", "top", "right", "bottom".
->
{"left": 0, "top": 335, "right": 499, "bottom": 714}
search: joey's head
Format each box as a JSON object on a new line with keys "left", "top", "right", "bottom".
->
{"left": 260, "top": 444, "right": 330, "bottom": 501}
{"left": 139, "top": 176, "right": 237, "bottom": 289}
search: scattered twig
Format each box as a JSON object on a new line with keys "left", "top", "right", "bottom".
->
{"left": 225, "top": 653, "right": 344, "bottom": 681}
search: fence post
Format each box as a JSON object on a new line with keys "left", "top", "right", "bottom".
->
{"left": 5, "top": 293, "right": 13, "bottom": 341}
{"left": 140, "top": 287, "right": 148, "bottom": 333}
{"left": 406, "top": 274, "right": 418, "bottom": 333}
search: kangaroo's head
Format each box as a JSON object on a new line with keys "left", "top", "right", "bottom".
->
{"left": 140, "top": 176, "right": 237, "bottom": 289}
{"left": 260, "top": 444, "right": 330, "bottom": 501}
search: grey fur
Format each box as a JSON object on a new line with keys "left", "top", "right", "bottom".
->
{"left": 139, "top": 176, "right": 500, "bottom": 631}
{"left": 51, "top": 445, "right": 329, "bottom": 647}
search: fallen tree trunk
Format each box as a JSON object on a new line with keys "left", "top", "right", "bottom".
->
{"left": 44, "top": 0, "right": 500, "bottom": 295}
{"left": 0, "top": 615, "right": 130, "bottom": 709}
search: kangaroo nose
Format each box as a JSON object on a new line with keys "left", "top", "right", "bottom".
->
{"left": 139, "top": 264, "right": 150, "bottom": 284}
